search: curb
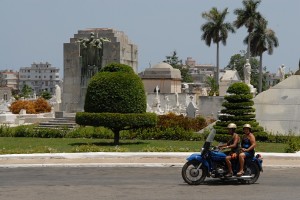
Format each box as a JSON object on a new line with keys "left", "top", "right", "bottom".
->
{"left": 0, "top": 152, "right": 299, "bottom": 159}
{"left": 0, "top": 152, "right": 299, "bottom": 168}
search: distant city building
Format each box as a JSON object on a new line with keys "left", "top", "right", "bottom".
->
{"left": 139, "top": 62, "right": 182, "bottom": 94}
{"left": 63, "top": 28, "right": 138, "bottom": 112}
{"left": 19, "top": 62, "right": 60, "bottom": 95}
{"left": 0, "top": 70, "right": 19, "bottom": 90}
{"left": 181, "top": 57, "right": 217, "bottom": 95}
{"left": 185, "top": 57, "right": 216, "bottom": 83}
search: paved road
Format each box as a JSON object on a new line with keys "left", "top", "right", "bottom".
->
{"left": 0, "top": 167, "right": 299, "bottom": 200}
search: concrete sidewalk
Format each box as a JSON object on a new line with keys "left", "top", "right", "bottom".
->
{"left": 0, "top": 152, "right": 300, "bottom": 168}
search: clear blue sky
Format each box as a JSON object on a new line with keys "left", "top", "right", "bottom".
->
{"left": 1, "top": 0, "right": 299, "bottom": 75}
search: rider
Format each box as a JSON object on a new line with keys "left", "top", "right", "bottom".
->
{"left": 237, "top": 124, "right": 256, "bottom": 176}
{"left": 218, "top": 123, "right": 240, "bottom": 177}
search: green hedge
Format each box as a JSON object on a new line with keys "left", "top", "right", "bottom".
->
{"left": 224, "top": 94, "right": 253, "bottom": 102}
{"left": 222, "top": 101, "right": 254, "bottom": 108}
{"left": 76, "top": 112, "right": 157, "bottom": 130}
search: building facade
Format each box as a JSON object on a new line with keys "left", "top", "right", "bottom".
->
{"left": 19, "top": 62, "right": 60, "bottom": 95}
{"left": 63, "top": 28, "right": 138, "bottom": 112}
{"left": 139, "top": 62, "right": 182, "bottom": 94}
{"left": 0, "top": 70, "right": 19, "bottom": 90}
{"left": 185, "top": 57, "right": 216, "bottom": 83}
{"left": 0, "top": 87, "right": 12, "bottom": 102}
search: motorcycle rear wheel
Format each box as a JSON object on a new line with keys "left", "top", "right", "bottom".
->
{"left": 182, "top": 160, "right": 208, "bottom": 185}
{"left": 244, "top": 161, "right": 260, "bottom": 184}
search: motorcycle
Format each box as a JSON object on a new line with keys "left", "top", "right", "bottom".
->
{"left": 182, "top": 129, "right": 263, "bottom": 185}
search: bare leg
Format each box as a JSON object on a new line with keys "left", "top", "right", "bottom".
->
{"left": 238, "top": 153, "right": 245, "bottom": 176}
{"left": 225, "top": 156, "right": 232, "bottom": 173}
{"left": 225, "top": 156, "right": 233, "bottom": 177}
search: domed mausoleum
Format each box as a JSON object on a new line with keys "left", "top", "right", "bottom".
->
{"left": 139, "top": 62, "right": 182, "bottom": 94}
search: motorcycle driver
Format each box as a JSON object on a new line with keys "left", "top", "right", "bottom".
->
{"left": 237, "top": 124, "right": 256, "bottom": 176}
{"left": 218, "top": 123, "right": 240, "bottom": 177}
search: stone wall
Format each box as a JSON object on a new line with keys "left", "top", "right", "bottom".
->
{"left": 146, "top": 93, "right": 224, "bottom": 119}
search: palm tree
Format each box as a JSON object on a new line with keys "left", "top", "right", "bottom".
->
{"left": 244, "top": 19, "right": 279, "bottom": 93}
{"left": 234, "top": 0, "right": 263, "bottom": 59}
{"left": 205, "top": 75, "right": 218, "bottom": 96}
{"left": 201, "top": 7, "right": 235, "bottom": 87}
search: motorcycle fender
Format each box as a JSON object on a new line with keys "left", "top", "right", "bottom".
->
{"left": 252, "top": 157, "right": 263, "bottom": 171}
{"left": 186, "top": 153, "right": 209, "bottom": 169}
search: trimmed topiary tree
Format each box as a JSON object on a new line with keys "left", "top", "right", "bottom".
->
{"left": 76, "top": 63, "right": 157, "bottom": 145}
{"left": 214, "top": 82, "right": 267, "bottom": 141}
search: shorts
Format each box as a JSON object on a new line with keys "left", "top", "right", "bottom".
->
{"left": 244, "top": 152, "right": 254, "bottom": 158}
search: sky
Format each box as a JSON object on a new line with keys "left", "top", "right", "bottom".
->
{"left": 1, "top": 0, "right": 299, "bottom": 76}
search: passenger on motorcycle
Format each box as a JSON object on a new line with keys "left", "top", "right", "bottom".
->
{"left": 218, "top": 123, "right": 240, "bottom": 177}
{"left": 237, "top": 124, "right": 256, "bottom": 176}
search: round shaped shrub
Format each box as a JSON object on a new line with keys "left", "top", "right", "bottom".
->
{"left": 227, "top": 82, "right": 250, "bottom": 95}
{"left": 84, "top": 63, "right": 146, "bottom": 113}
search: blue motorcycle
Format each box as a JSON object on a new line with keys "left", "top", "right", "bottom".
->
{"left": 182, "top": 129, "right": 263, "bottom": 185}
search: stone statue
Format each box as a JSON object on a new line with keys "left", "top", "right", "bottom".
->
{"left": 244, "top": 59, "right": 251, "bottom": 85}
{"left": 77, "top": 32, "right": 110, "bottom": 85}
{"left": 278, "top": 64, "right": 285, "bottom": 81}
{"left": 55, "top": 84, "right": 61, "bottom": 104}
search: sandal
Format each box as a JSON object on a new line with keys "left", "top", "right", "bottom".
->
{"left": 237, "top": 171, "right": 244, "bottom": 177}
{"left": 225, "top": 172, "right": 233, "bottom": 177}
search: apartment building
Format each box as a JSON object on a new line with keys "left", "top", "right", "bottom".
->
{"left": 0, "top": 70, "right": 19, "bottom": 90}
{"left": 19, "top": 62, "right": 60, "bottom": 95}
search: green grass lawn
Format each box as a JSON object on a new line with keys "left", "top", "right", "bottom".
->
{"left": 0, "top": 137, "right": 288, "bottom": 154}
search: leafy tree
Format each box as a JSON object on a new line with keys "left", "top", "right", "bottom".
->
{"left": 163, "top": 51, "right": 193, "bottom": 83}
{"left": 21, "top": 84, "right": 33, "bottom": 98}
{"left": 244, "top": 19, "right": 279, "bottom": 93}
{"left": 40, "top": 90, "right": 52, "bottom": 100}
{"left": 214, "top": 82, "right": 266, "bottom": 141}
{"left": 201, "top": 7, "right": 235, "bottom": 86}
{"left": 234, "top": 0, "right": 263, "bottom": 59}
{"left": 76, "top": 63, "right": 157, "bottom": 145}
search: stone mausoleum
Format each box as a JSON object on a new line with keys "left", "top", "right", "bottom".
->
{"left": 254, "top": 71, "right": 300, "bottom": 135}
{"left": 62, "top": 28, "right": 138, "bottom": 112}
{"left": 139, "top": 62, "right": 182, "bottom": 94}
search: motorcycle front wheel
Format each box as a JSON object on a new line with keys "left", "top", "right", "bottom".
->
{"left": 181, "top": 160, "right": 208, "bottom": 185}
